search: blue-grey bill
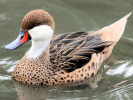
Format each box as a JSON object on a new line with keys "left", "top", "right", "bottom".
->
{"left": 5, "top": 31, "right": 31, "bottom": 50}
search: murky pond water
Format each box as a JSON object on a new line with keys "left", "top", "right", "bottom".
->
{"left": 0, "top": 0, "right": 133, "bottom": 100}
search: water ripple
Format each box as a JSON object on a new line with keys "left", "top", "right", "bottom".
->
{"left": 0, "top": 57, "right": 12, "bottom": 65}
{"left": 105, "top": 83, "right": 133, "bottom": 100}
{"left": 0, "top": 14, "right": 6, "bottom": 21}
{"left": 0, "top": 57, "right": 18, "bottom": 72}
{"left": 106, "top": 61, "right": 133, "bottom": 78}
{"left": 0, "top": 75, "right": 11, "bottom": 81}
{"left": 122, "top": 37, "right": 133, "bottom": 42}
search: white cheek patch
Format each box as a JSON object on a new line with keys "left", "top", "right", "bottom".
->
{"left": 28, "top": 25, "right": 53, "bottom": 41}
{"left": 27, "top": 25, "right": 53, "bottom": 59}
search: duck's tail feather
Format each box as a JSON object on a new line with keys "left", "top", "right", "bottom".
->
{"left": 94, "top": 12, "right": 132, "bottom": 60}
{"left": 96, "top": 12, "right": 132, "bottom": 43}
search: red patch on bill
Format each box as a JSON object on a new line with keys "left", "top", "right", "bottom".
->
{"left": 20, "top": 32, "right": 29, "bottom": 44}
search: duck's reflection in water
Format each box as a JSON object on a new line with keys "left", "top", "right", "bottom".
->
{"left": 14, "top": 75, "right": 102, "bottom": 99}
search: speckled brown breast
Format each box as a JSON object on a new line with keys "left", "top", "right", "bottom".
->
{"left": 12, "top": 48, "right": 104, "bottom": 86}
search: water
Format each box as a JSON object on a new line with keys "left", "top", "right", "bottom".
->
{"left": 0, "top": 0, "right": 133, "bottom": 100}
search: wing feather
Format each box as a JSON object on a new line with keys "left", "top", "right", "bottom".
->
{"left": 50, "top": 32, "right": 113, "bottom": 72}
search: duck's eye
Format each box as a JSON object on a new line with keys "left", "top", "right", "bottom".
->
{"left": 35, "top": 22, "right": 41, "bottom": 26}
{"left": 20, "top": 36, "right": 24, "bottom": 39}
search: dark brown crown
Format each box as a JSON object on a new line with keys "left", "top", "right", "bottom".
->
{"left": 21, "top": 9, "right": 55, "bottom": 31}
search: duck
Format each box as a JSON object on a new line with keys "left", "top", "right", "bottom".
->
{"left": 5, "top": 9, "right": 132, "bottom": 85}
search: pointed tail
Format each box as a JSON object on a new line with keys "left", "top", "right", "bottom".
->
{"left": 95, "top": 12, "right": 132, "bottom": 43}
{"left": 94, "top": 12, "right": 132, "bottom": 61}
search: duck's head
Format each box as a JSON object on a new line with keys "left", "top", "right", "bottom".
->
{"left": 5, "top": 9, "right": 55, "bottom": 50}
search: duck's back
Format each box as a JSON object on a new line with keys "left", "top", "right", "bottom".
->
{"left": 50, "top": 32, "right": 112, "bottom": 73}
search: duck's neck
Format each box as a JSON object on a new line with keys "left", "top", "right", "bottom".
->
{"left": 27, "top": 39, "right": 51, "bottom": 59}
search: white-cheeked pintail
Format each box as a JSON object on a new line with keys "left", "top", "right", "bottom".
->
{"left": 5, "top": 9, "right": 132, "bottom": 85}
